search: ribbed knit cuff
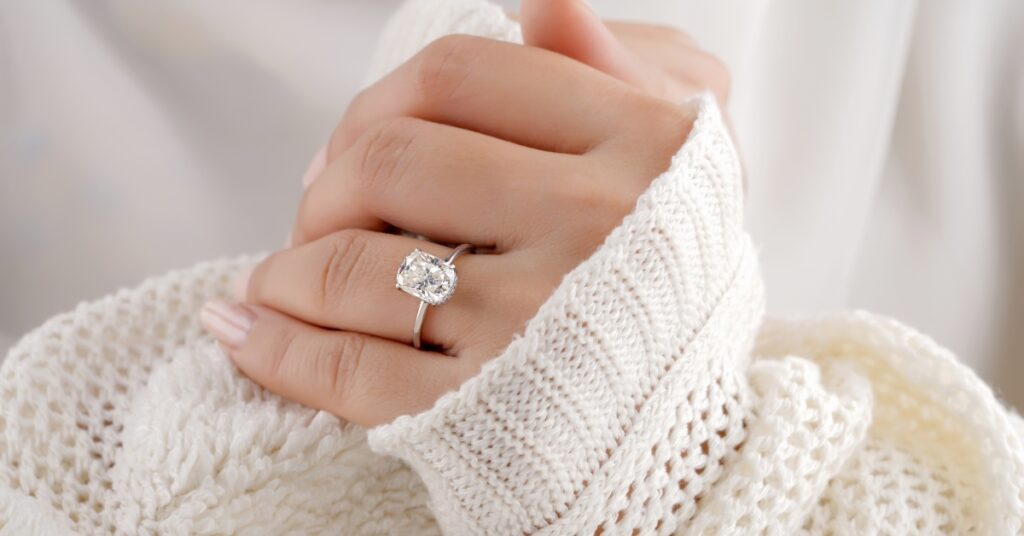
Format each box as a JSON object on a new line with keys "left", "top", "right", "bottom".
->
{"left": 367, "top": 96, "right": 762, "bottom": 535}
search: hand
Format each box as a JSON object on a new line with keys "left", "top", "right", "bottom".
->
{"left": 200, "top": 0, "right": 731, "bottom": 427}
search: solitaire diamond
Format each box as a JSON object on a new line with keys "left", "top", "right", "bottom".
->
{"left": 396, "top": 249, "right": 458, "bottom": 305}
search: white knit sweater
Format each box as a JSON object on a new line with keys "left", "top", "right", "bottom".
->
{"left": 2, "top": 1, "right": 1022, "bottom": 534}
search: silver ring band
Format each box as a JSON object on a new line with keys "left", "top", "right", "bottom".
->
{"left": 402, "top": 243, "right": 473, "bottom": 349}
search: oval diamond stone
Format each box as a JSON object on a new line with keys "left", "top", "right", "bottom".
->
{"left": 396, "top": 249, "right": 458, "bottom": 305}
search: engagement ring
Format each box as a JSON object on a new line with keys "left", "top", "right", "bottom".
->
{"left": 396, "top": 244, "right": 473, "bottom": 349}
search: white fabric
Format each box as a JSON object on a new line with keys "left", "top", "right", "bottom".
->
{"left": 1, "top": 3, "right": 1022, "bottom": 533}
{"left": 1, "top": 0, "right": 1022, "bottom": 406}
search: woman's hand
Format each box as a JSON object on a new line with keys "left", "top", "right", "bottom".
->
{"left": 201, "top": 1, "right": 730, "bottom": 427}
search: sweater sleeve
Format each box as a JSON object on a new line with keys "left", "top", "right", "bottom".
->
{"left": 365, "top": 93, "right": 1024, "bottom": 533}
{"left": 366, "top": 86, "right": 760, "bottom": 535}
{"left": 364, "top": 3, "right": 1023, "bottom": 535}
{"left": 363, "top": 2, "right": 760, "bottom": 534}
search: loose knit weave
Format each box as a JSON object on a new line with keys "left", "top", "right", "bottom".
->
{"left": 2, "top": 0, "right": 1023, "bottom": 534}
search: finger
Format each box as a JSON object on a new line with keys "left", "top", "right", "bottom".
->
{"left": 607, "top": 24, "right": 731, "bottom": 105}
{"left": 604, "top": 20, "right": 696, "bottom": 49}
{"left": 329, "top": 34, "right": 641, "bottom": 158}
{"left": 200, "top": 300, "right": 471, "bottom": 426}
{"left": 521, "top": 0, "right": 647, "bottom": 89}
{"left": 293, "top": 117, "right": 584, "bottom": 250}
{"left": 520, "top": 0, "right": 727, "bottom": 104}
{"left": 245, "top": 230, "right": 508, "bottom": 351}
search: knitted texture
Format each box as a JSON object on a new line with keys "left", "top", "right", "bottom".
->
{"left": 0, "top": 258, "right": 438, "bottom": 535}
{"left": 366, "top": 74, "right": 759, "bottom": 536}
{"left": 1, "top": 0, "right": 1023, "bottom": 534}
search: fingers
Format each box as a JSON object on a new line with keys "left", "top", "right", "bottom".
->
{"left": 603, "top": 21, "right": 696, "bottom": 49}
{"left": 329, "top": 34, "right": 640, "bottom": 157}
{"left": 245, "top": 229, "right": 508, "bottom": 350}
{"left": 608, "top": 23, "right": 731, "bottom": 105}
{"left": 292, "top": 117, "right": 583, "bottom": 250}
{"left": 200, "top": 301, "right": 469, "bottom": 426}
{"left": 520, "top": 0, "right": 729, "bottom": 104}
{"left": 521, "top": 0, "right": 648, "bottom": 89}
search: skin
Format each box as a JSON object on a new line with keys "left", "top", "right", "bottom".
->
{"left": 201, "top": 0, "right": 732, "bottom": 427}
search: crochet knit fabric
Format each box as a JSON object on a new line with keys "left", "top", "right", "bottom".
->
{"left": 2, "top": 0, "right": 1022, "bottom": 534}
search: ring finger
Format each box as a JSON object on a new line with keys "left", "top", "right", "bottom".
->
{"left": 242, "top": 229, "right": 508, "bottom": 351}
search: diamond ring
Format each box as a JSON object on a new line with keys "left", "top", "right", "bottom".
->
{"left": 395, "top": 244, "right": 473, "bottom": 349}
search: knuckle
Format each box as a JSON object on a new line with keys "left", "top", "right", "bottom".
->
{"left": 355, "top": 117, "right": 418, "bottom": 195}
{"left": 414, "top": 34, "right": 481, "bottom": 103}
{"left": 266, "top": 328, "right": 301, "bottom": 383}
{"left": 323, "top": 334, "right": 366, "bottom": 407}
{"left": 317, "top": 230, "right": 371, "bottom": 311}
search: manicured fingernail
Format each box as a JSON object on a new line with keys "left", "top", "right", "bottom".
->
{"left": 200, "top": 300, "right": 256, "bottom": 350}
{"left": 232, "top": 268, "right": 252, "bottom": 302}
{"left": 301, "top": 145, "right": 327, "bottom": 189}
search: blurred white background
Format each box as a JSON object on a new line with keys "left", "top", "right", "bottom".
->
{"left": 1, "top": 0, "right": 1021, "bottom": 407}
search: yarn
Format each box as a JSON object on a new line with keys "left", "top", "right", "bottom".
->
{"left": 1, "top": 1, "right": 1021, "bottom": 534}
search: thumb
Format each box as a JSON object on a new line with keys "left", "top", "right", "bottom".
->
{"left": 520, "top": 0, "right": 647, "bottom": 88}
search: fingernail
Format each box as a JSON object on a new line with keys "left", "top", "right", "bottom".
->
{"left": 200, "top": 300, "right": 256, "bottom": 350}
{"left": 301, "top": 145, "right": 327, "bottom": 189}
{"left": 232, "top": 268, "right": 252, "bottom": 302}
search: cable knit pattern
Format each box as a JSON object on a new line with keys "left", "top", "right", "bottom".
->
{"left": 1, "top": 0, "right": 1022, "bottom": 534}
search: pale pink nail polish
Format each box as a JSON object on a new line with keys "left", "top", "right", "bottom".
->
{"left": 301, "top": 145, "right": 327, "bottom": 189}
{"left": 232, "top": 268, "right": 252, "bottom": 302}
{"left": 200, "top": 300, "right": 256, "bottom": 350}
